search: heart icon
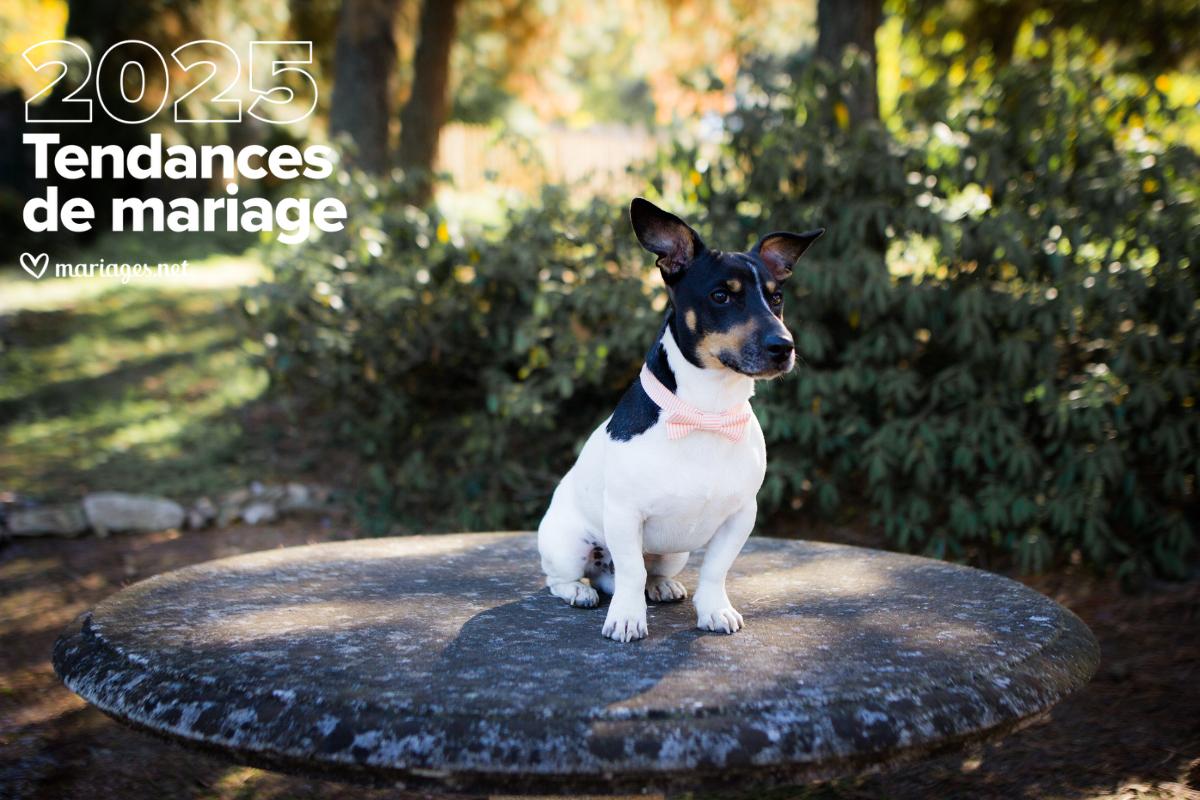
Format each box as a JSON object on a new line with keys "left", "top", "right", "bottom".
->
{"left": 20, "top": 252, "right": 49, "bottom": 280}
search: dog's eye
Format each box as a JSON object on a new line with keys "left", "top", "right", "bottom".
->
{"left": 769, "top": 291, "right": 784, "bottom": 306}
{"left": 710, "top": 289, "right": 730, "bottom": 305}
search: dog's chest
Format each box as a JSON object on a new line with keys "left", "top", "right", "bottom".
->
{"left": 608, "top": 422, "right": 765, "bottom": 552}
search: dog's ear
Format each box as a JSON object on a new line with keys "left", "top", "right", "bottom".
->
{"left": 630, "top": 198, "right": 705, "bottom": 279}
{"left": 752, "top": 229, "right": 825, "bottom": 281}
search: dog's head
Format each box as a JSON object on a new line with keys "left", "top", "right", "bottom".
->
{"left": 630, "top": 197, "right": 823, "bottom": 379}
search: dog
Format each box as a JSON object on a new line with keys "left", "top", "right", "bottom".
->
{"left": 537, "top": 198, "right": 823, "bottom": 642}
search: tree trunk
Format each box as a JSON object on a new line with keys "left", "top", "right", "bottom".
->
{"left": 397, "top": 0, "right": 460, "bottom": 205}
{"left": 51, "top": 0, "right": 157, "bottom": 237}
{"left": 289, "top": 0, "right": 342, "bottom": 88}
{"left": 817, "top": 0, "right": 882, "bottom": 123}
{"left": 330, "top": 0, "right": 399, "bottom": 174}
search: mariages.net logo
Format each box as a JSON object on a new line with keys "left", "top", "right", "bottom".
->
{"left": 17, "top": 38, "right": 346, "bottom": 281}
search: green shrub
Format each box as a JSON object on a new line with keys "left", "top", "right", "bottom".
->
{"left": 247, "top": 31, "right": 1198, "bottom": 580}
{"left": 674, "top": 44, "right": 1199, "bottom": 581}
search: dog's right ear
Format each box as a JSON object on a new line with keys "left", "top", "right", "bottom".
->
{"left": 630, "top": 198, "right": 705, "bottom": 279}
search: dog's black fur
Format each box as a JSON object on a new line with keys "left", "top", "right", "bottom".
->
{"left": 606, "top": 320, "right": 676, "bottom": 442}
{"left": 606, "top": 198, "right": 823, "bottom": 443}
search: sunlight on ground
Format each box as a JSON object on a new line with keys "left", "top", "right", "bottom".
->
{"left": 211, "top": 765, "right": 262, "bottom": 794}
{"left": 1, "top": 238, "right": 272, "bottom": 500}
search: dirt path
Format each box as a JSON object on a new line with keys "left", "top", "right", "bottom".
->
{"left": 1, "top": 526, "right": 1197, "bottom": 800}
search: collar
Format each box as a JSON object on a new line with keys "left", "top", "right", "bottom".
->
{"left": 639, "top": 363, "right": 753, "bottom": 442}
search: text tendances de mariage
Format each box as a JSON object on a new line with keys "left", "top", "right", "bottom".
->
{"left": 22, "top": 132, "right": 347, "bottom": 245}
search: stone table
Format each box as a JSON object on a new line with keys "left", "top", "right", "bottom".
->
{"left": 54, "top": 532, "right": 1098, "bottom": 796}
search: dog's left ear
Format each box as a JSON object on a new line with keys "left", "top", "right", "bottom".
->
{"left": 630, "top": 197, "right": 706, "bottom": 279}
{"left": 753, "top": 229, "right": 825, "bottom": 281}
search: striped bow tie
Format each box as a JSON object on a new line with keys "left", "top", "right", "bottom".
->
{"left": 639, "top": 364, "right": 753, "bottom": 443}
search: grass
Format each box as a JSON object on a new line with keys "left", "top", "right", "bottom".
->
{"left": 0, "top": 231, "right": 275, "bottom": 502}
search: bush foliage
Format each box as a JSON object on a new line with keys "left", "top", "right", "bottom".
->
{"left": 247, "top": 30, "right": 1198, "bottom": 580}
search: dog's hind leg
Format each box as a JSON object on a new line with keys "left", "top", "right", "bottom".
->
{"left": 585, "top": 545, "right": 615, "bottom": 596}
{"left": 644, "top": 552, "right": 690, "bottom": 602}
{"left": 538, "top": 486, "right": 600, "bottom": 608}
{"left": 541, "top": 535, "right": 600, "bottom": 608}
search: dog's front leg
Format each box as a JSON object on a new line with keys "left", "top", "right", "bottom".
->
{"left": 601, "top": 499, "right": 648, "bottom": 642}
{"left": 694, "top": 501, "right": 756, "bottom": 633}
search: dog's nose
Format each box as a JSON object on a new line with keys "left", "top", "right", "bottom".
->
{"left": 764, "top": 333, "right": 794, "bottom": 360}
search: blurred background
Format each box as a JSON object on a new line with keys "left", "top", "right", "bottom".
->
{"left": 1, "top": 1, "right": 1199, "bottom": 797}
{"left": 2, "top": 0, "right": 1198, "bottom": 577}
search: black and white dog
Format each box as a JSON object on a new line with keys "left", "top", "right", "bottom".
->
{"left": 537, "top": 198, "right": 823, "bottom": 642}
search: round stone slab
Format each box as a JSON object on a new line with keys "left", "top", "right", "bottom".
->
{"left": 54, "top": 533, "right": 1098, "bottom": 795}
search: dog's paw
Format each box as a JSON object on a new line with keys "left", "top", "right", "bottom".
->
{"left": 549, "top": 580, "right": 599, "bottom": 608}
{"left": 696, "top": 605, "right": 744, "bottom": 634}
{"left": 602, "top": 604, "right": 648, "bottom": 642}
{"left": 646, "top": 576, "right": 687, "bottom": 603}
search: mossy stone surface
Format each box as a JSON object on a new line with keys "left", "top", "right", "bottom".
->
{"left": 54, "top": 532, "right": 1099, "bottom": 795}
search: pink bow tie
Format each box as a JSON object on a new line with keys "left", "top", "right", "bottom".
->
{"left": 639, "top": 364, "right": 753, "bottom": 443}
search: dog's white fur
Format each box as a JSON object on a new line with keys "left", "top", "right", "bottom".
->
{"left": 537, "top": 328, "right": 766, "bottom": 642}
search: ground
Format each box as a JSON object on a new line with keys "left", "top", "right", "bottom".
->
{"left": 0, "top": 232, "right": 278, "bottom": 502}
{"left": 0, "top": 521, "right": 1197, "bottom": 800}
